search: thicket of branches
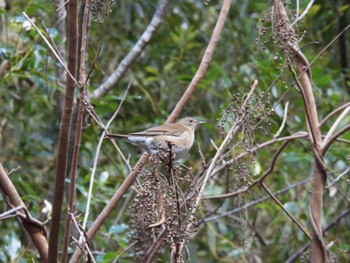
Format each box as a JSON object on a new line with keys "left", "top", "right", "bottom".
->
{"left": 0, "top": 0, "right": 349, "bottom": 262}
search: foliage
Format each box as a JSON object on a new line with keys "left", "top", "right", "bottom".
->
{"left": 0, "top": 0, "right": 349, "bottom": 262}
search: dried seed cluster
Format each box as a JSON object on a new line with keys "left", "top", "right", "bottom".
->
{"left": 129, "top": 161, "right": 196, "bottom": 259}
{"left": 90, "top": 0, "right": 114, "bottom": 24}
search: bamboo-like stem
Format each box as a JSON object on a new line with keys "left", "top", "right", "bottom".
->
{"left": 273, "top": 1, "right": 326, "bottom": 261}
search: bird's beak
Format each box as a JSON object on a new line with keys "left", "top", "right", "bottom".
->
{"left": 198, "top": 120, "right": 206, "bottom": 125}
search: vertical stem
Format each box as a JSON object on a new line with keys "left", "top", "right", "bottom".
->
{"left": 61, "top": 0, "right": 79, "bottom": 261}
{"left": 48, "top": 1, "right": 78, "bottom": 261}
{"left": 64, "top": 0, "right": 91, "bottom": 261}
{"left": 273, "top": 0, "right": 326, "bottom": 261}
{"left": 297, "top": 63, "right": 326, "bottom": 262}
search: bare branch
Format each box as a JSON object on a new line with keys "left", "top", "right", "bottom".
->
{"left": 260, "top": 182, "right": 312, "bottom": 240}
{"left": 175, "top": 80, "right": 258, "bottom": 258}
{"left": 167, "top": 0, "right": 232, "bottom": 122}
{"left": 274, "top": 101, "right": 289, "bottom": 138}
{"left": 70, "top": 212, "right": 96, "bottom": 263}
{"left": 61, "top": 1, "right": 91, "bottom": 262}
{"left": 273, "top": 1, "right": 326, "bottom": 260}
{"left": 291, "top": 0, "right": 315, "bottom": 26}
{"left": 201, "top": 178, "right": 312, "bottom": 223}
{"left": 92, "top": 0, "right": 170, "bottom": 98}
{"left": 0, "top": 164, "right": 48, "bottom": 262}
{"left": 322, "top": 106, "right": 350, "bottom": 148}
{"left": 212, "top": 132, "right": 308, "bottom": 178}
{"left": 22, "top": 12, "right": 78, "bottom": 86}
{"left": 326, "top": 166, "right": 350, "bottom": 188}
{"left": 286, "top": 208, "right": 350, "bottom": 263}
{"left": 322, "top": 123, "right": 350, "bottom": 154}
{"left": 320, "top": 102, "right": 350, "bottom": 127}
{"left": 82, "top": 80, "right": 132, "bottom": 230}
{"left": 0, "top": 204, "right": 25, "bottom": 220}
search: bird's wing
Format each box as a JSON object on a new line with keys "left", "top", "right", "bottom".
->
{"left": 130, "top": 123, "right": 183, "bottom": 137}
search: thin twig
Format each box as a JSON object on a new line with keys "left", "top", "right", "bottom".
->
{"left": 260, "top": 182, "right": 312, "bottom": 240}
{"left": 325, "top": 166, "right": 350, "bottom": 188}
{"left": 176, "top": 80, "right": 258, "bottom": 257}
{"left": 286, "top": 208, "right": 350, "bottom": 263}
{"left": 274, "top": 101, "right": 289, "bottom": 138}
{"left": 22, "top": 12, "right": 78, "bottom": 86}
{"left": 112, "top": 241, "right": 138, "bottom": 263}
{"left": 211, "top": 132, "right": 308, "bottom": 179}
{"left": 320, "top": 102, "right": 350, "bottom": 127}
{"left": 200, "top": 178, "right": 312, "bottom": 223}
{"left": 0, "top": 204, "right": 25, "bottom": 220}
{"left": 92, "top": 0, "right": 170, "bottom": 98}
{"left": 291, "top": 0, "right": 315, "bottom": 26}
{"left": 82, "top": 80, "right": 132, "bottom": 230}
{"left": 70, "top": 212, "right": 96, "bottom": 263}
{"left": 322, "top": 123, "right": 350, "bottom": 154}
{"left": 309, "top": 24, "right": 350, "bottom": 79}
{"left": 322, "top": 106, "right": 350, "bottom": 148}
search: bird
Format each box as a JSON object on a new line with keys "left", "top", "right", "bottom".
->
{"left": 106, "top": 117, "right": 206, "bottom": 161}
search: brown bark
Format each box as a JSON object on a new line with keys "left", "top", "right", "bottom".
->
{"left": 59, "top": 0, "right": 79, "bottom": 262}
{"left": 0, "top": 164, "right": 48, "bottom": 262}
{"left": 273, "top": 0, "right": 327, "bottom": 261}
{"left": 48, "top": 0, "right": 78, "bottom": 261}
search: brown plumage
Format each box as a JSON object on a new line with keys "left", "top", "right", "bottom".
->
{"left": 106, "top": 117, "right": 205, "bottom": 160}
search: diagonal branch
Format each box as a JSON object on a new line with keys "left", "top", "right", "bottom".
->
{"left": 322, "top": 106, "right": 350, "bottom": 149}
{"left": 92, "top": 0, "right": 170, "bottom": 98}
{"left": 174, "top": 79, "right": 257, "bottom": 260}
{"left": 70, "top": 0, "right": 231, "bottom": 261}
{"left": 0, "top": 164, "right": 48, "bottom": 262}
{"left": 201, "top": 178, "right": 312, "bottom": 223}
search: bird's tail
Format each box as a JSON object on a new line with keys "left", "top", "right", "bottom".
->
{"left": 105, "top": 133, "right": 128, "bottom": 139}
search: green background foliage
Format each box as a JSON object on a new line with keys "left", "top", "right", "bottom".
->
{"left": 0, "top": 0, "right": 349, "bottom": 262}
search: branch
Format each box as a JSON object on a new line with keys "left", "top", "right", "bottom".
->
{"left": 286, "top": 208, "right": 350, "bottom": 263}
{"left": 22, "top": 12, "right": 78, "bottom": 86}
{"left": 92, "top": 0, "right": 170, "bottom": 98}
{"left": 211, "top": 132, "right": 308, "bottom": 179}
{"left": 261, "top": 182, "right": 312, "bottom": 240}
{"left": 200, "top": 178, "right": 312, "bottom": 223}
{"left": 175, "top": 79, "right": 257, "bottom": 258}
{"left": 274, "top": 101, "right": 289, "bottom": 138}
{"left": 322, "top": 106, "right": 350, "bottom": 149}
{"left": 320, "top": 102, "right": 350, "bottom": 127}
{"left": 291, "top": 0, "right": 315, "bottom": 26}
{"left": 321, "top": 123, "right": 350, "bottom": 154}
{"left": 82, "top": 80, "right": 131, "bottom": 230}
{"left": 70, "top": 0, "right": 231, "bottom": 260}
{"left": 60, "top": 0, "right": 78, "bottom": 261}
{"left": 0, "top": 164, "right": 48, "bottom": 262}
{"left": 62, "top": 0, "right": 91, "bottom": 262}
{"left": 273, "top": 1, "right": 326, "bottom": 261}
{"left": 167, "top": 0, "right": 231, "bottom": 122}
{"left": 325, "top": 166, "right": 350, "bottom": 188}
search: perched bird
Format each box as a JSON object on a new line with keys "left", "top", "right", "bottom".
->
{"left": 106, "top": 117, "right": 205, "bottom": 160}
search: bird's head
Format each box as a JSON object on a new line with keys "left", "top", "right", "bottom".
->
{"left": 177, "top": 117, "right": 206, "bottom": 130}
